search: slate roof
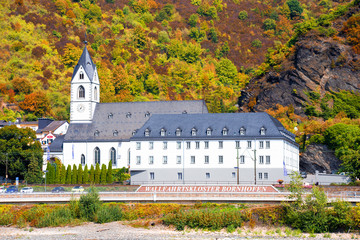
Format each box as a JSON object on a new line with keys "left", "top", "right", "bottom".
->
{"left": 71, "top": 46, "right": 96, "bottom": 82}
{"left": 64, "top": 100, "right": 208, "bottom": 142}
{"left": 131, "top": 112, "right": 296, "bottom": 142}
{"left": 49, "top": 135, "right": 65, "bottom": 152}
{"left": 41, "top": 121, "right": 67, "bottom": 132}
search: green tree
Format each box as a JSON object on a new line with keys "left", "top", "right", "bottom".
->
{"left": 65, "top": 165, "right": 72, "bottom": 184}
{"left": 286, "top": 0, "right": 303, "bottom": 19}
{"left": 188, "top": 14, "right": 199, "bottom": 27}
{"left": 79, "top": 187, "right": 101, "bottom": 221}
{"left": 72, "top": 164, "right": 77, "bottom": 184}
{"left": 90, "top": 165, "right": 95, "bottom": 184}
{"left": 55, "top": 163, "right": 61, "bottom": 184}
{"left": 83, "top": 165, "right": 89, "bottom": 184}
{"left": 263, "top": 18, "right": 277, "bottom": 31}
{"left": 94, "top": 163, "right": 100, "bottom": 184}
{"left": 47, "top": 163, "right": 55, "bottom": 184}
{"left": 60, "top": 164, "right": 66, "bottom": 184}
{"left": 100, "top": 164, "right": 107, "bottom": 185}
{"left": 25, "top": 155, "right": 42, "bottom": 183}
{"left": 77, "top": 164, "right": 83, "bottom": 184}
{"left": 238, "top": 10, "right": 248, "bottom": 20}
{"left": 0, "top": 126, "right": 43, "bottom": 179}
{"left": 215, "top": 58, "right": 238, "bottom": 86}
{"left": 107, "top": 161, "right": 113, "bottom": 184}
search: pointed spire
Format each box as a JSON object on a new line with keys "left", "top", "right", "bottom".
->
{"left": 84, "top": 32, "right": 88, "bottom": 45}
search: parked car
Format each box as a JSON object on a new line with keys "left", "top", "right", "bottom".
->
{"left": 0, "top": 186, "right": 6, "bottom": 193}
{"left": 5, "top": 186, "right": 18, "bottom": 193}
{"left": 71, "top": 186, "right": 84, "bottom": 192}
{"left": 20, "top": 187, "right": 34, "bottom": 193}
{"left": 52, "top": 187, "right": 65, "bottom": 193}
{"left": 301, "top": 171, "right": 307, "bottom": 178}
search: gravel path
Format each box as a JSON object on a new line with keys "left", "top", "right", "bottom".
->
{"left": 0, "top": 222, "right": 358, "bottom": 240}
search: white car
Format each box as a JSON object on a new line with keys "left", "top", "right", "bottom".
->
{"left": 0, "top": 186, "right": 6, "bottom": 193}
{"left": 20, "top": 187, "right": 34, "bottom": 193}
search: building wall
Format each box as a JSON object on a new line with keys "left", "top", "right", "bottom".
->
{"left": 130, "top": 138, "right": 299, "bottom": 184}
{"left": 53, "top": 123, "right": 69, "bottom": 135}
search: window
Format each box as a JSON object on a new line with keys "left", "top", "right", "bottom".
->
{"left": 258, "top": 172, "right": 263, "bottom": 180}
{"left": 94, "top": 147, "right": 100, "bottom": 165}
{"left": 94, "top": 86, "right": 98, "bottom": 101}
{"left": 240, "top": 127, "right": 246, "bottom": 135}
{"left": 195, "top": 141, "right": 200, "bottom": 149}
{"left": 110, "top": 148, "right": 116, "bottom": 166}
{"left": 176, "top": 156, "right": 181, "bottom": 164}
{"left": 149, "top": 156, "right": 154, "bottom": 165}
{"left": 259, "top": 141, "right": 264, "bottom": 149}
{"left": 222, "top": 127, "right": 228, "bottom": 136}
{"left": 260, "top": 127, "right": 266, "bottom": 135}
{"left": 204, "top": 156, "right": 209, "bottom": 164}
{"left": 160, "top": 128, "right": 166, "bottom": 136}
{"left": 176, "top": 128, "right": 182, "bottom": 136}
{"left": 218, "top": 155, "right": 223, "bottom": 164}
{"left": 186, "top": 142, "right": 191, "bottom": 149}
{"left": 150, "top": 172, "right": 154, "bottom": 180}
{"left": 132, "top": 130, "right": 137, "bottom": 136}
{"left": 178, "top": 172, "right": 183, "bottom": 180}
{"left": 149, "top": 142, "right": 153, "bottom": 150}
{"left": 191, "top": 156, "right": 195, "bottom": 164}
{"left": 266, "top": 156, "right": 270, "bottom": 164}
{"left": 240, "top": 155, "right": 245, "bottom": 164}
{"left": 113, "top": 130, "right": 118, "bottom": 137}
{"left": 236, "top": 141, "right": 240, "bottom": 149}
{"left": 163, "top": 156, "right": 168, "bottom": 164}
{"left": 232, "top": 172, "right": 236, "bottom": 178}
{"left": 264, "top": 172, "right": 268, "bottom": 179}
{"left": 176, "top": 142, "right": 181, "bottom": 149}
{"left": 259, "top": 156, "right": 264, "bottom": 164}
{"left": 163, "top": 141, "right": 167, "bottom": 150}
{"left": 145, "top": 128, "right": 151, "bottom": 137}
{"left": 206, "top": 173, "right": 210, "bottom": 179}
{"left": 219, "top": 141, "right": 223, "bottom": 149}
{"left": 94, "top": 130, "right": 100, "bottom": 137}
{"left": 126, "top": 112, "right": 132, "bottom": 118}
{"left": 191, "top": 127, "right": 197, "bottom": 136}
{"left": 108, "top": 113, "right": 113, "bottom": 119}
{"left": 247, "top": 141, "right": 252, "bottom": 149}
{"left": 266, "top": 141, "right": 270, "bottom": 149}
{"left": 79, "top": 71, "right": 84, "bottom": 79}
{"left": 204, "top": 141, "right": 209, "bottom": 149}
{"left": 81, "top": 154, "right": 85, "bottom": 166}
{"left": 136, "top": 156, "right": 141, "bottom": 165}
{"left": 206, "top": 128, "right": 212, "bottom": 136}
{"left": 145, "top": 111, "right": 150, "bottom": 117}
{"left": 136, "top": 142, "right": 141, "bottom": 150}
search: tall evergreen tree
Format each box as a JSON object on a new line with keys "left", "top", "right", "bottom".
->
{"left": 65, "top": 165, "right": 72, "bottom": 184}
{"left": 25, "top": 155, "right": 42, "bottom": 183}
{"left": 100, "top": 164, "right": 107, "bottom": 185}
{"left": 72, "top": 164, "right": 77, "bottom": 184}
{"left": 55, "top": 163, "right": 61, "bottom": 184}
{"left": 48, "top": 163, "right": 55, "bottom": 184}
{"left": 107, "top": 160, "right": 113, "bottom": 184}
{"left": 83, "top": 164, "right": 89, "bottom": 184}
{"left": 89, "top": 165, "right": 95, "bottom": 184}
{"left": 94, "top": 163, "right": 100, "bottom": 184}
{"left": 60, "top": 164, "right": 66, "bottom": 184}
{"left": 77, "top": 164, "right": 83, "bottom": 184}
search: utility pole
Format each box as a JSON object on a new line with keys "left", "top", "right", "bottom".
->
{"left": 236, "top": 146, "right": 239, "bottom": 185}
{"left": 5, "top": 153, "right": 8, "bottom": 184}
{"left": 253, "top": 149, "right": 257, "bottom": 185}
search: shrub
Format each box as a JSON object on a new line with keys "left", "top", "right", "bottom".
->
{"left": 95, "top": 205, "right": 123, "bottom": 223}
{"left": 0, "top": 211, "right": 14, "bottom": 225}
{"left": 251, "top": 39, "right": 262, "bottom": 48}
{"left": 79, "top": 187, "right": 101, "bottom": 221}
{"left": 36, "top": 206, "right": 75, "bottom": 227}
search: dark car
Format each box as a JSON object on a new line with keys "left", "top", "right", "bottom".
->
{"left": 5, "top": 186, "right": 18, "bottom": 193}
{"left": 51, "top": 187, "right": 65, "bottom": 193}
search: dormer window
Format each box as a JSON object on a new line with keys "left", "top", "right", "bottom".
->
{"left": 145, "top": 128, "right": 151, "bottom": 137}
{"left": 260, "top": 127, "right": 266, "bottom": 135}
{"left": 108, "top": 113, "right": 113, "bottom": 119}
{"left": 126, "top": 112, "right": 132, "bottom": 118}
{"left": 182, "top": 110, "right": 187, "bottom": 114}
{"left": 132, "top": 130, "right": 137, "bottom": 136}
{"left": 79, "top": 71, "right": 84, "bottom": 79}
{"left": 160, "top": 128, "right": 166, "bottom": 136}
{"left": 87, "top": 62, "right": 91, "bottom": 65}
{"left": 176, "top": 128, "right": 182, "bottom": 136}
{"left": 78, "top": 85, "right": 85, "bottom": 99}
{"left": 240, "top": 127, "right": 246, "bottom": 135}
{"left": 191, "top": 127, "right": 197, "bottom": 136}
{"left": 94, "top": 130, "right": 100, "bottom": 137}
{"left": 145, "top": 111, "right": 150, "bottom": 117}
{"left": 113, "top": 130, "right": 118, "bottom": 136}
{"left": 206, "top": 128, "right": 212, "bottom": 136}
{"left": 222, "top": 127, "right": 228, "bottom": 136}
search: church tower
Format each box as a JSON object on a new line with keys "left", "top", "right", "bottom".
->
{"left": 70, "top": 43, "right": 100, "bottom": 123}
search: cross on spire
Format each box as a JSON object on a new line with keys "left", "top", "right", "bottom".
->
{"left": 84, "top": 32, "right": 88, "bottom": 45}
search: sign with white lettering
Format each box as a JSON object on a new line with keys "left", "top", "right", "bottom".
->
{"left": 136, "top": 185, "right": 278, "bottom": 193}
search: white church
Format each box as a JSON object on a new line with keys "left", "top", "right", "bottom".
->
{"left": 47, "top": 45, "right": 299, "bottom": 185}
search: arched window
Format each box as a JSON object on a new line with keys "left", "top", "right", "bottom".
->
{"left": 79, "top": 71, "right": 84, "bottom": 79}
{"left": 78, "top": 85, "right": 85, "bottom": 99}
{"left": 94, "top": 86, "right": 98, "bottom": 101}
{"left": 191, "top": 127, "right": 197, "bottom": 136}
{"left": 110, "top": 147, "right": 116, "bottom": 166}
{"left": 206, "top": 127, "right": 212, "bottom": 136}
{"left": 94, "top": 147, "right": 100, "bottom": 165}
{"left": 160, "top": 128, "right": 166, "bottom": 136}
{"left": 222, "top": 127, "right": 228, "bottom": 136}
{"left": 260, "top": 127, "right": 266, "bottom": 135}
{"left": 176, "top": 128, "right": 182, "bottom": 136}
{"left": 81, "top": 154, "right": 86, "bottom": 166}
{"left": 240, "top": 127, "right": 246, "bottom": 135}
